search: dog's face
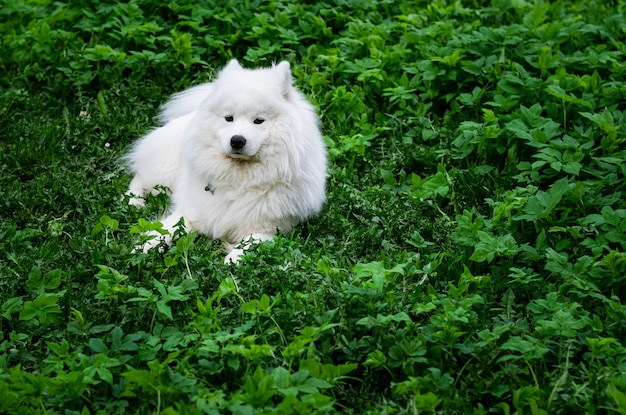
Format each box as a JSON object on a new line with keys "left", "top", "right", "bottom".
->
{"left": 208, "top": 93, "right": 276, "bottom": 159}
{"left": 200, "top": 60, "right": 293, "bottom": 160}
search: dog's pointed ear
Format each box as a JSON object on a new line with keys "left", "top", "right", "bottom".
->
{"left": 223, "top": 59, "right": 243, "bottom": 72}
{"left": 275, "top": 61, "right": 293, "bottom": 98}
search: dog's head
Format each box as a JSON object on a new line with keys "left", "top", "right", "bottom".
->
{"left": 200, "top": 59, "right": 295, "bottom": 160}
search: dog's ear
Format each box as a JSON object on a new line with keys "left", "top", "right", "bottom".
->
{"left": 223, "top": 59, "right": 243, "bottom": 72}
{"left": 275, "top": 61, "right": 293, "bottom": 98}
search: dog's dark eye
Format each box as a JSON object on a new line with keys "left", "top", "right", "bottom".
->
{"left": 225, "top": 115, "right": 234, "bottom": 122}
{"left": 253, "top": 118, "right": 265, "bottom": 125}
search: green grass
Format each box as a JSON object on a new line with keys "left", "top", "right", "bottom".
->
{"left": 1, "top": 0, "right": 626, "bottom": 413}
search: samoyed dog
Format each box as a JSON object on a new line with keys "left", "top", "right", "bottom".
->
{"left": 124, "top": 59, "right": 327, "bottom": 263}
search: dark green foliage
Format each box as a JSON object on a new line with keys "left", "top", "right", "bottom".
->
{"left": 1, "top": 0, "right": 626, "bottom": 413}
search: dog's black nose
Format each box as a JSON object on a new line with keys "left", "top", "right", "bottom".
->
{"left": 230, "top": 135, "right": 246, "bottom": 150}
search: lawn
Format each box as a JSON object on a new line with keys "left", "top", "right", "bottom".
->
{"left": 1, "top": 0, "right": 626, "bottom": 413}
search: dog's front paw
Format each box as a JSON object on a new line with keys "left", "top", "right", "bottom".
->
{"left": 133, "top": 232, "right": 170, "bottom": 254}
{"left": 224, "top": 248, "right": 245, "bottom": 264}
{"left": 127, "top": 194, "right": 146, "bottom": 207}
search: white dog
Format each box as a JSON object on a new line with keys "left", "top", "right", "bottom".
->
{"left": 124, "top": 60, "right": 327, "bottom": 263}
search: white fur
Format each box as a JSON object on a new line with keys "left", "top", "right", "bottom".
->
{"left": 124, "top": 59, "right": 327, "bottom": 263}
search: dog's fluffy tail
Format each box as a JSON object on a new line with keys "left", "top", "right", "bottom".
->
{"left": 159, "top": 83, "right": 214, "bottom": 124}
